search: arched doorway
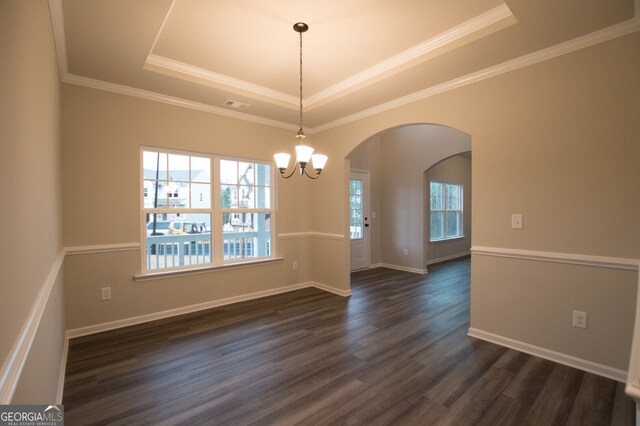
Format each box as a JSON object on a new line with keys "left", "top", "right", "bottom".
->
{"left": 346, "top": 123, "right": 471, "bottom": 274}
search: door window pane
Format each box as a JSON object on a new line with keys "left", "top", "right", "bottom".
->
{"left": 350, "top": 178, "right": 364, "bottom": 240}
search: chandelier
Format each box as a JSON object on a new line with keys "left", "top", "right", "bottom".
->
{"left": 274, "top": 22, "right": 328, "bottom": 179}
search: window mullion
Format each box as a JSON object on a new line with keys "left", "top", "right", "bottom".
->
{"left": 443, "top": 184, "right": 447, "bottom": 236}
{"left": 212, "top": 156, "right": 223, "bottom": 265}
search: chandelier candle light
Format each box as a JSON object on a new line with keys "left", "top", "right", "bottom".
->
{"left": 274, "top": 22, "right": 328, "bottom": 179}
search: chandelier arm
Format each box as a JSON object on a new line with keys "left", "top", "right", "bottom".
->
{"left": 302, "top": 168, "right": 320, "bottom": 179}
{"left": 281, "top": 163, "right": 298, "bottom": 179}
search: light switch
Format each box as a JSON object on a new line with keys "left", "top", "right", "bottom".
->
{"left": 511, "top": 214, "right": 523, "bottom": 229}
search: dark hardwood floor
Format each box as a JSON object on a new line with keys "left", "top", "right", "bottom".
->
{"left": 63, "top": 258, "right": 636, "bottom": 425}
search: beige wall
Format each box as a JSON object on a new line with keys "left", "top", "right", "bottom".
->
{"left": 0, "top": 1, "right": 66, "bottom": 403}
{"left": 379, "top": 126, "right": 471, "bottom": 270}
{"left": 311, "top": 32, "right": 640, "bottom": 370}
{"left": 61, "top": 84, "right": 319, "bottom": 329}
{"left": 3, "top": 3, "right": 637, "bottom": 402}
{"left": 425, "top": 155, "right": 472, "bottom": 264}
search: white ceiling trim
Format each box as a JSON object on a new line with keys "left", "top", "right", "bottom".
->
{"left": 146, "top": 0, "right": 176, "bottom": 60}
{"left": 144, "top": 4, "right": 514, "bottom": 110}
{"left": 305, "top": 4, "right": 515, "bottom": 108}
{"left": 48, "top": 0, "right": 639, "bottom": 134}
{"left": 48, "top": 0, "right": 68, "bottom": 80}
{"left": 62, "top": 73, "right": 300, "bottom": 132}
{"left": 313, "top": 16, "right": 640, "bottom": 133}
{"left": 145, "top": 54, "right": 300, "bottom": 109}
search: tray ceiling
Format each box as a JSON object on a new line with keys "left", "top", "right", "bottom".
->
{"left": 57, "top": 0, "right": 637, "bottom": 130}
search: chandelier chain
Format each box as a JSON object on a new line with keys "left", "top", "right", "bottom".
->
{"left": 299, "top": 30, "right": 304, "bottom": 133}
{"left": 274, "top": 23, "right": 326, "bottom": 180}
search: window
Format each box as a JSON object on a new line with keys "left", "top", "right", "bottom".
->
{"left": 142, "top": 148, "right": 274, "bottom": 272}
{"left": 219, "top": 159, "right": 272, "bottom": 261}
{"left": 350, "top": 178, "right": 364, "bottom": 239}
{"left": 430, "top": 181, "right": 463, "bottom": 241}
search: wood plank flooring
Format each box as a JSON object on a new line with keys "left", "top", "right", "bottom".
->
{"left": 63, "top": 258, "right": 636, "bottom": 425}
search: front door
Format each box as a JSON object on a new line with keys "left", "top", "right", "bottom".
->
{"left": 350, "top": 171, "right": 370, "bottom": 271}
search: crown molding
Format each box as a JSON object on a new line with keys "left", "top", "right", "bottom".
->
{"left": 146, "top": 0, "right": 176, "bottom": 59}
{"left": 144, "top": 4, "right": 514, "bottom": 111}
{"left": 48, "top": 0, "right": 68, "bottom": 80}
{"left": 145, "top": 54, "right": 300, "bottom": 109}
{"left": 313, "top": 16, "right": 640, "bottom": 133}
{"left": 62, "top": 73, "right": 299, "bottom": 132}
{"left": 305, "top": 4, "right": 515, "bottom": 109}
{"left": 50, "top": 0, "right": 640, "bottom": 134}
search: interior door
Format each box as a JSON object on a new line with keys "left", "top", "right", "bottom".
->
{"left": 350, "top": 171, "right": 370, "bottom": 271}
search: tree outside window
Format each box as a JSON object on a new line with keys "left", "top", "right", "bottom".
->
{"left": 430, "top": 181, "right": 463, "bottom": 241}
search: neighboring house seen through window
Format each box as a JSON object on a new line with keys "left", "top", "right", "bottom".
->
{"left": 430, "top": 181, "right": 463, "bottom": 241}
{"left": 142, "top": 148, "right": 273, "bottom": 272}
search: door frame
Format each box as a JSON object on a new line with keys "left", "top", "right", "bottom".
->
{"left": 350, "top": 169, "right": 371, "bottom": 271}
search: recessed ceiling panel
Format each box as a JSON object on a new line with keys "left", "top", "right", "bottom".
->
{"left": 151, "top": 0, "right": 507, "bottom": 96}
{"left": 60, "top": 0, "right": 637, "bottom": 130}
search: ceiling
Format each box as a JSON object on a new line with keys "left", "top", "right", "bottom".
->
{"left": 55, "top": 0, "right": 637, "bottom": 131}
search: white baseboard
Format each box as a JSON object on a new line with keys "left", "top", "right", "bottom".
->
{"left": 312, "top": 281, "right": 352, "bottom": 297}
{"left": 67, "top": 282, "right": 312, "bottom": 338}
{"left": 58, "top": 280, "right": 351, "bottom": 401}
{"left": 468, "top": 327, "right": 627, "bottom": 383}
{"left": 66, "top": 281, "right": 350, "bottom": 339}
{"left": 369, "top": 263, "right": 428, "bottom": 275}
{"left": 426, "top": 251, "right": 471, "bottom": 266}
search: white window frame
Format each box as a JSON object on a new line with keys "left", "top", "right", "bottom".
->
{"left": 140, "top": 147, "right": 276, "bottom": 274}
{"left": 429, "top": 180, "right": 463, "bottom": 242}
{"left": 218, "top": 155, "right": 274, "bottom": 263}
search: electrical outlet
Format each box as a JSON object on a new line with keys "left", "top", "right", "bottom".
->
{"left": 403, "top": 249, "right": 409, "bottom": 256}
{"left": 101, "top": 287, "right": 112, "bottom": 301}
{"left": 292, "top": 260, "right": 299, "bottom": 270}
{"left": 511, "top": 214, "right": 523, "bottom": 229}
{"left": 572, "top": 310, "right": 587, "bottom": 328}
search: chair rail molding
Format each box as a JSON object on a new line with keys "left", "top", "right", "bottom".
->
{"left": 471, "top": 246, "right": 640, "bottom": 271}
{"left": 0, "top": 249, "right": 65, "bottom": 403}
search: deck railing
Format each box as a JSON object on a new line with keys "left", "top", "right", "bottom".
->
{"left": 146, "top": 231, "right": 270, "bottom": 269}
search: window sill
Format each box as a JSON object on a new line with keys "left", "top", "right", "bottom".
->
{"left": 133, "top": 257, "right": 284, "bottom": 282}
{"left": 429, "top": 236, "right": 466, "bottom": 244}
